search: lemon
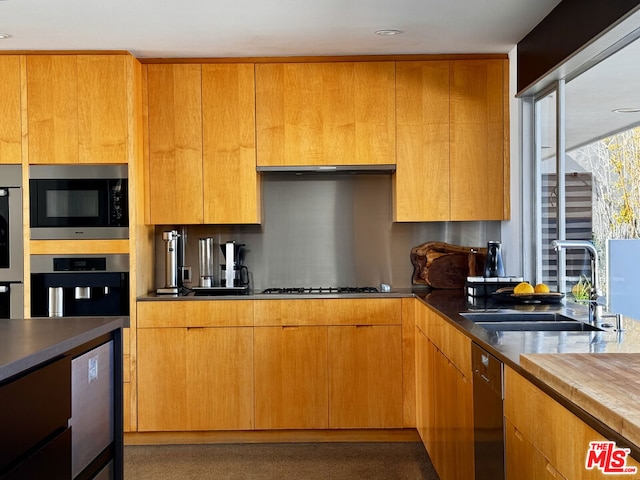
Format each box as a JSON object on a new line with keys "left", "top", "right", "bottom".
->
{"left": 534, "top": 283, "right": 550, "bottom": 293}
{"left": 514, "top": 282, "right": 535, "bottom": 294}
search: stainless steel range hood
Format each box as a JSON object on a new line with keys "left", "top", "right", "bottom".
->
{"left": 256, "top": 164, "right": 396, "bottom": 175}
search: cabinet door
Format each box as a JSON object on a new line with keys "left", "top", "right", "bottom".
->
{"left": 432, "top": 348, "right": 474, "bottom": 480}
{"left": 450, "top": 59, "right": 508, "bottom": 220}
{"left": 505, "top": 418, "right": 567, "bottom": 480}
{"left": 137, "top": 326, "right": 254, "bottom": 431}
{"left": 202, "top": 64, "right": 260, "bottom": 224}
{"left": 254, "top": 326, "right": 328, "bottom": 429}
{"left": 0, "top": 56, "right": 22, "bottom": 165}
{"left": 256, "top": 62, "right": 395, "bottom": 166}
{"left": 415, "top": 329, "right": 436, "bottom": 456}
{"left": 137, "top": 327, "right": 188, "bottom": 431}
{"left": 395, "top": 61, "right": 450, "bottom": 221}
{"left": 147, "top": 64, "right": 204, "bottom": 224}
{"left": 77, "top": 55, "right": 128, "bottom": 164}
{"left": 328, "top": 325, "right": 403, "bottom": 428}
{"left": 27, "top": 55, "right": 79, "bottom": 164}
{"left": 186, "top": 326, "right": 254, "bottom": 430}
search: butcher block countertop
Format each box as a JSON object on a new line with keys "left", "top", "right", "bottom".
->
{"left": 521, "top": 353, "right": 640, "bottom": 450}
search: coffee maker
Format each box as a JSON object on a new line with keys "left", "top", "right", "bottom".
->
{"left": 220, "top": 241, "right": 249, "bottom": 288}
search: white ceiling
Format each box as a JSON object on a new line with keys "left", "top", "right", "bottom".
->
{"left": 0, "top": 0, "right": 562, "bottom": 58}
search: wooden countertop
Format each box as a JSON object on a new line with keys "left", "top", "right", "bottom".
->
{"left": 520, "top": 353, "right": 640, "bottom": 449}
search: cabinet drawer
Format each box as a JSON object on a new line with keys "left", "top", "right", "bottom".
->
{"left": 0, "top": 356, "right": 71, "bottom": 472}
{"left": 254, "top": 298, "right": 402, "bottom": 326}
{"left": 416, "top": 301, "right": 471, "bottom": 379}
{"left": 1, "top": 428, "right": 71, "bottom": 480}
{"left": 138, "top": 300, "right": 254, "bottom": 327}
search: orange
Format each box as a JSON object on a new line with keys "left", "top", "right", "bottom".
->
{"left": 534, "top": 283, "right": 550, "bottom": 293}
{"left": 514, "top": 282, "right": 535, "bottom": 294}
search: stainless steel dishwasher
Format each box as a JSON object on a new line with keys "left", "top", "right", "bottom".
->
{"left": 472, "top": 342, "right": 505, "bottom": 480}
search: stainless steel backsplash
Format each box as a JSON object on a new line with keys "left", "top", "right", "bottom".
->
{"left": 154, "top": 174, "right": 501, "bottom": 291}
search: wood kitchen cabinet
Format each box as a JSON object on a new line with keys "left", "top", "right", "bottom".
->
{"left": 136, "top": 301, "right": 254, "bottom": 431}
{"left": 146, "top": 63, "right": 260, "bottom": 225}
{"left": 146, "top": 64, "right": 204, "bottom": 224}
{"left": 255, "top": 62, "right": 396, "bottom": 167}
{"left": 328, "top": 324, "right": 403, "bottom": 428}
{"left": 395, "top": 59, "right": 509, "bottom": 221}
{"left": 254, "top": 298, "right": 403, "bottom": 430}
{"left": 414, "top": 300, "right": 474, "bottom": 480}
{"left": 26, "top": 54, "right": 132, "bottom": 164}
{"left": 504, "top": 366, "right": 640, "bottom": 480}
{"left": 0, "top": 56, "right": 22, "bottom": 165}
{"left": 254, "top": 326, "right": 329, "bottom": 429}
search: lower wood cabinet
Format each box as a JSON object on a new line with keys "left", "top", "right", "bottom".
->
{"left": 415, "top": 300, "right": 474, "bottom": 480}
{"left": 254, "top": 326, "right": 329, "bottom": 429}
{"left": 137, "top": 301, "right": 255, "bottom": 432}
{"left": 254, "top": 299, "right": 404, "bottom": 430}
{"left": 328, "top": 325, "right": 403, "bottom": 428}
{"left": 137, "top": 298, "right": 405, "bottom": 433}
{"left": 504, "top": 366, "right": 640, "bottom": 480}
{"left": 137, "top": 326, "right": 254, "bottom": 431}
{"left": 505, "top": 418, "right": 567, "bottom": 480}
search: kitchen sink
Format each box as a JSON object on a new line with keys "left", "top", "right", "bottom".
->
{"left": 470, "top": 321, "right": 602, "bottom": 332}
{"left": 460, "top": 311, "right": 604, "bottom": 332}
{"left": 461, "top": 312, "right": 574, "bottom": 322}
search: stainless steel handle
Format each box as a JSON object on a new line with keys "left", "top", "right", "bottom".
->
{"left": 0, "top": 188, "right": 7, "bottom": 197}
{"left": 0, "top": 286, "right": 8, "bottom": 293}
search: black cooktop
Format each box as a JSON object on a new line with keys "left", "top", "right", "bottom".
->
{"left": 261, "top": 286, "right": 379, "bottom": 294}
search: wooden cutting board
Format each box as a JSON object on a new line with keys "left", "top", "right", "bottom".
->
{"left": 520, "top": 353, "right": 640, "bottom": 447}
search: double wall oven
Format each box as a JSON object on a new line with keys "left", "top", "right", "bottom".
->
{"left": 0, "top": 165, "right": 23, "bottom": 319}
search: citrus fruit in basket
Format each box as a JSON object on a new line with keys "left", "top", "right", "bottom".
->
{"left": 534, "top": 283, "right": 550, "bottom": 293}
{"left": 513, "top": 282, "right": 535, "bottom": 294}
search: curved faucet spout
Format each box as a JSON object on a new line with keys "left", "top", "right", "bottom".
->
{"left": 551, "top": 239, "right": 601, "bottom": 323}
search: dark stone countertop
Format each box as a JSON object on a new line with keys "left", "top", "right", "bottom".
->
{"left": 414, "top": 288, "right": 640, "bottom": 369}
{"left": 0, "top": 316, "right": 125, "bottom": 383}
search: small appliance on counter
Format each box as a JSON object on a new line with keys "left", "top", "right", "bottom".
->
{"left": 198, "top": 237, "right": 215, "bottom": 288}
{"left": 483, "top": 241, "right": 505, "bottom": 278}
{"left": 191, "top": 240, "right": 250, "bottom": 296}
{"left": 31, "top": 254, "right": 129, "bottom": 317}
{"left": 157, "top": 229, "right": 181, "bottom": 295}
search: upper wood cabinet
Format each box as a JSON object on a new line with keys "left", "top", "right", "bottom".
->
{"left": 0, "top": 56, "right": 22, "bottom": 165}
{"left": 26, "top": 54, "right": 131, "bottom": 164}
{"left": 255, "top": 62, "right": 396, "bottom": 166}
{"left": 395, "top": 61, "right": 450, "bottom": 221}
{"left": 146, "top": 63, "right": 260, "bottom": 225}
{"left": 202, "top": 64, "right": 260, "bottom": 224}
{"left": 394, "top": 59, "right": 509, "bottom": 222}
{"left": 147, "top": 64, "right": 204, "bottom": 224}
{"left": 450, "top": 59, "right": 508, "bottom": 221}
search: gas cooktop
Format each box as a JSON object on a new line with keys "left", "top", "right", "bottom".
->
{"left": 261, "top": 286, "right": 379, "bottom": 294}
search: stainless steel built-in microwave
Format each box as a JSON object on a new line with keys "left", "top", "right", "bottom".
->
{"left": 30, "top": 165, "right": 128, "bottom": 240}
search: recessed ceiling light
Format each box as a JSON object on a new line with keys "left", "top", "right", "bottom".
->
{"left": 0, "top": 33, "right": 11, "bottom": 39}
{"left": 612, "top": 107, "right": 640, "bottom": 114}
{"left": 375, "top": 29, "right": 403, "bottom": 36}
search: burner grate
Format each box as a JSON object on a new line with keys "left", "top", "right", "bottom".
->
{"left": 261, "top": 286, "right": 379, "bottom": 294}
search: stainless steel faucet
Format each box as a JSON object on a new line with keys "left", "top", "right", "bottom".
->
{"left": 551, "top": 240, "right": 603, "bottom": 324}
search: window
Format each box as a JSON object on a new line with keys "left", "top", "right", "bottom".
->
{"left": 534, "top": 35, "right": 640, "bottom": 306}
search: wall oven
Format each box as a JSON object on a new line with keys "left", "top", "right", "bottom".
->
{"left": 1, "top": 165, "right": 24, "bottom": 319}
{"left": 30, "top": 164, "right": 128, "bottom": 240}
{"left": 31, "top": 254, "right": 129, "bottom": 318}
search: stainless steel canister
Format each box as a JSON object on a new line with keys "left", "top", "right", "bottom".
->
{"left": 198, "top": 237, "right": 215, "bottom": 287}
